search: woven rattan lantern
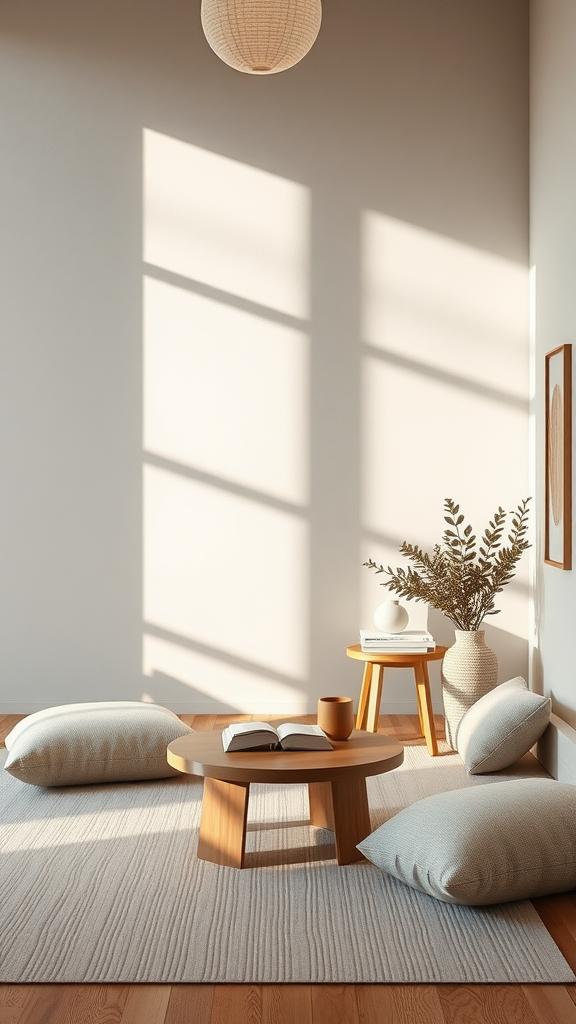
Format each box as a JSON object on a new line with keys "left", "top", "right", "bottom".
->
{"left": 201, "top": 0, "right": 322, "bottom": 75}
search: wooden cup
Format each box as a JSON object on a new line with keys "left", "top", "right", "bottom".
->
{"left": 317, "top": 696, "right": 354, "bottom": 740}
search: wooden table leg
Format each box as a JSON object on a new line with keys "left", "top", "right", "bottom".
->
{"left": 355, "top": 661, "right": 373, "bottom": 730}
{"left": 197, "top": 776, "right": 250, "bottom": 868}
{"left": 309, "top": 779, "right": 370, "bottom": 864}
{"left": 414, "top": 661, "right": 438, "bottom": 756}
{"left": 365, "top": 664, "right": 384, "bottom": 732}
{"left": 330, "top": 778, "right": 370, "bottom": 865}
{"left": 308, "top": 781, "right": 335, "bottom": 830}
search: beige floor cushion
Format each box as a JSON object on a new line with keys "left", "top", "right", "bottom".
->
{"left": 357, "top": 778, "right": 576, "bottom": 905}
{"left": 456, "top": 676, "right": 551, "bottom": 773}
{"left": 4, "top": 701, "right": 193, "bottom": 786}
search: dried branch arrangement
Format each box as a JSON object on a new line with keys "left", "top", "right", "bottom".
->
{"left": 363, "top": 497, "right": 531, "bottom": 632}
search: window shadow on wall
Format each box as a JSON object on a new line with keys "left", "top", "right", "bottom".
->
{"left": 140, "top": 129, "right": 529, "bottom": 713}
{"left": 0, "top": 0, "right": 529, "bottom": 712}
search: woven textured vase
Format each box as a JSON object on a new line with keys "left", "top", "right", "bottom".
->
{"left": 442, "top": 630, "right": 498, "bottom": 750}
{"left": 201, "top": 0, "right": 322, "bottom": 75}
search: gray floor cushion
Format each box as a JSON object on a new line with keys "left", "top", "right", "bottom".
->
{"left": 358, "top": 777, "right": 576, "bottom": 905}
{"left": 4, "top": 701, "right": 193, "bottom": 786}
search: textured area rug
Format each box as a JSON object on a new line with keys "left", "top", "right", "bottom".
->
{"left": 1, "top": 743, "right": 574, "bottom": 983}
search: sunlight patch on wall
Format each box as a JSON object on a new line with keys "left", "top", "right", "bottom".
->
{"left": 363, "top": 213, "right": 528, "bottom": 396}
{"left": 144, "top": 276, "right": 308, "bottom": 505}
{"left": 142, "top": 131, "right": 311, "bottom": 709}
{"left": 143, "top": 129, "right": 310, "bottom": 318}
{"left": 361, "top": 360, "right": 529, "bottom": 637}
{"left": 360, "top": 212, "right": 529, "bottom": 639}
{"left": 144, "top": 464, "right": 308, "bottom": 684}
{"left": 362, "top": 360, "right": 527, "bottom": 540}
{"left": 143, "top": 634, "right": 308, "bottom": 713}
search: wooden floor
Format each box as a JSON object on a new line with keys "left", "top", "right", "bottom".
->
{"left": 2, "top": 712, "right": 576, "bottom": 1024}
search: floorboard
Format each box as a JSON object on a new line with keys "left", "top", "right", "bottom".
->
{"left": 190, "top": 715, "right": 217, "bottom": 732}
{"left": 521, "top": 985, "right": 576, "bottom": 1024}
{"left": 52, "top": 984, "right": 128, "bottom": 1024}
{"left": 437, "top": 985, "right": 543, "bottom": 1024}
{"left": 355, "top": 984, "right": 445, "bottom": 1024}
{"left": 0, "top": 715, "right": 24, "bottom": 744}
{"left": 532, "top": 895, "right": 576, "bottom": 973}
{"left": 1, "top": 713, "right": 575, "bottom": 1024}
{"left": 119, "top": 985, "right": 171, "bottom": 1024}
{"left": 261, "top": 985, "right": 312, "bottom": 1024}
{"left": 0, "top": 986, "right": 32, "bottom": 1024}
{"left": 12, "top": 985, "right": 71, "bottom": 1024}
{"left": 164, "top": 985, "right": 213, "bottom": 1024}
{"left": 210, "top": 985, "right": 262, "bottom": 1024}
{"left": 310, "top": 985, "right": 359, "bottom": 1024}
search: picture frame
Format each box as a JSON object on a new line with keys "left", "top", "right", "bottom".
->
{"left": 545, "top": 343, "right": 572, "bottom": 569}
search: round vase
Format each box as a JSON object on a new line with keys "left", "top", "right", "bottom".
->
{"left": 442, "top": 630, "right": 498, "bottom": 749}
{"left": 373, "top": 600, "right": 409, "bottom": 633}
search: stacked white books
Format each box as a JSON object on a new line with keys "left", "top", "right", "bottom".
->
{"left": 359, "top": 630, "right": 436, "bottom": 654}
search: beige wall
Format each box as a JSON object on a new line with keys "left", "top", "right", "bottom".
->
{"left": 531, "top": 0, "right": 576, "bottom": 727}
{"left": 0, "top": 0, "right": 529, "bottom": 713}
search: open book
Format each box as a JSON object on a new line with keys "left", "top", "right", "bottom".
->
{"left": 221, "top": 721, "right": 333, "bottom": 752}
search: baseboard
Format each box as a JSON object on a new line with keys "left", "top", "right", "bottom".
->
{"left": 0, "top": 698, "right": 444, "bottom": 716}
{"left": 536, "top": 713, "right": 576, "bottom": 784}
{"left": 0, "top": 701, "right": 67, "bottom": 715}
{"left": 0, "top": 699, "right": 318, "bottom": 715}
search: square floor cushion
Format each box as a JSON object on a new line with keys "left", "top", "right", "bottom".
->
{"left": 456, "top": 676, "right": 551, "bottom": 774}
{"left": 4, "top": 701, "right": 194, "bottom": 786}
{"left": 357, "top": 778, "right": 576, "bottom": 905}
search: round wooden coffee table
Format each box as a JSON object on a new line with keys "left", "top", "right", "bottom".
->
{"left": 167, "top": 729, "right": 404, "bottom": 869}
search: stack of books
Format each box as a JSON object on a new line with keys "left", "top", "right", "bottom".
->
{"left": 359, "top": 630, "right": 436, "bottom": 654}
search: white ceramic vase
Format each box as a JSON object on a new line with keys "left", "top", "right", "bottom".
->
{"left": 373, "top": 599, "right": 409, "bottom": 633}
{"left": 441, "top": 629, "right": 498, "bottom": 749}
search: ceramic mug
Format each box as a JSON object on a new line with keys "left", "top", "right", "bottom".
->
{"left": 317, "top": 696, "right": 354, "bottom": 740}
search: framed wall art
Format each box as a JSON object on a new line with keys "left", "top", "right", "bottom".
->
{"left": 545, "top": 343, "right": 572, "bottom": 569}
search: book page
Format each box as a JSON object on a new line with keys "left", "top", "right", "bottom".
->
{"left": 224, "top": 722, "right": 278, "bottom": 737}
{"left": 276, "top": 723, "right": 327, "bottom": 739}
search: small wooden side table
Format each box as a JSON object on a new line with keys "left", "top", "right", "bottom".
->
{"left": 346, "top": 644, "right": 448, "bottom": 756}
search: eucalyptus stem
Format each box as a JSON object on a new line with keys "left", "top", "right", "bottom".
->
{"left": 363, "top": 497, "right": 531, "bottom": 632}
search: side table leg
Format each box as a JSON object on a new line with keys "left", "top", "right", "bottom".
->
{"left": 414, "top": 678, "right": 426, "bottom": 737}
{"left": 355, "top": 661, "right": 373, "bottom": 730}
{"left": 414, "top": 662, "right": 438, "bottom": 756}
{"left": 365, "top": 664, "right": 384, "bottom": 732}
{"left": 330, "top": 778, "right": 370, "bottom": 865}
{"left": 197, "top": 777, "right": 250, "bottom": 868}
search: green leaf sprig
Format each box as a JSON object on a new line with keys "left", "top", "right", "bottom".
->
{"left": 363, "top": 497, "right": 531, "bottom": 632}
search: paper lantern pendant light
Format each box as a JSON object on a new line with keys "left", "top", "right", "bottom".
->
{"left": 201, "top": 0, "right": 322, "bottom": 75}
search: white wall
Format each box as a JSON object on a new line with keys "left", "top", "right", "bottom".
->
{"left": 0, "top": 0, "right": 529, "bottom": 714}
{"left": 531, "top": 0, "right": 576, "bottom": 728}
